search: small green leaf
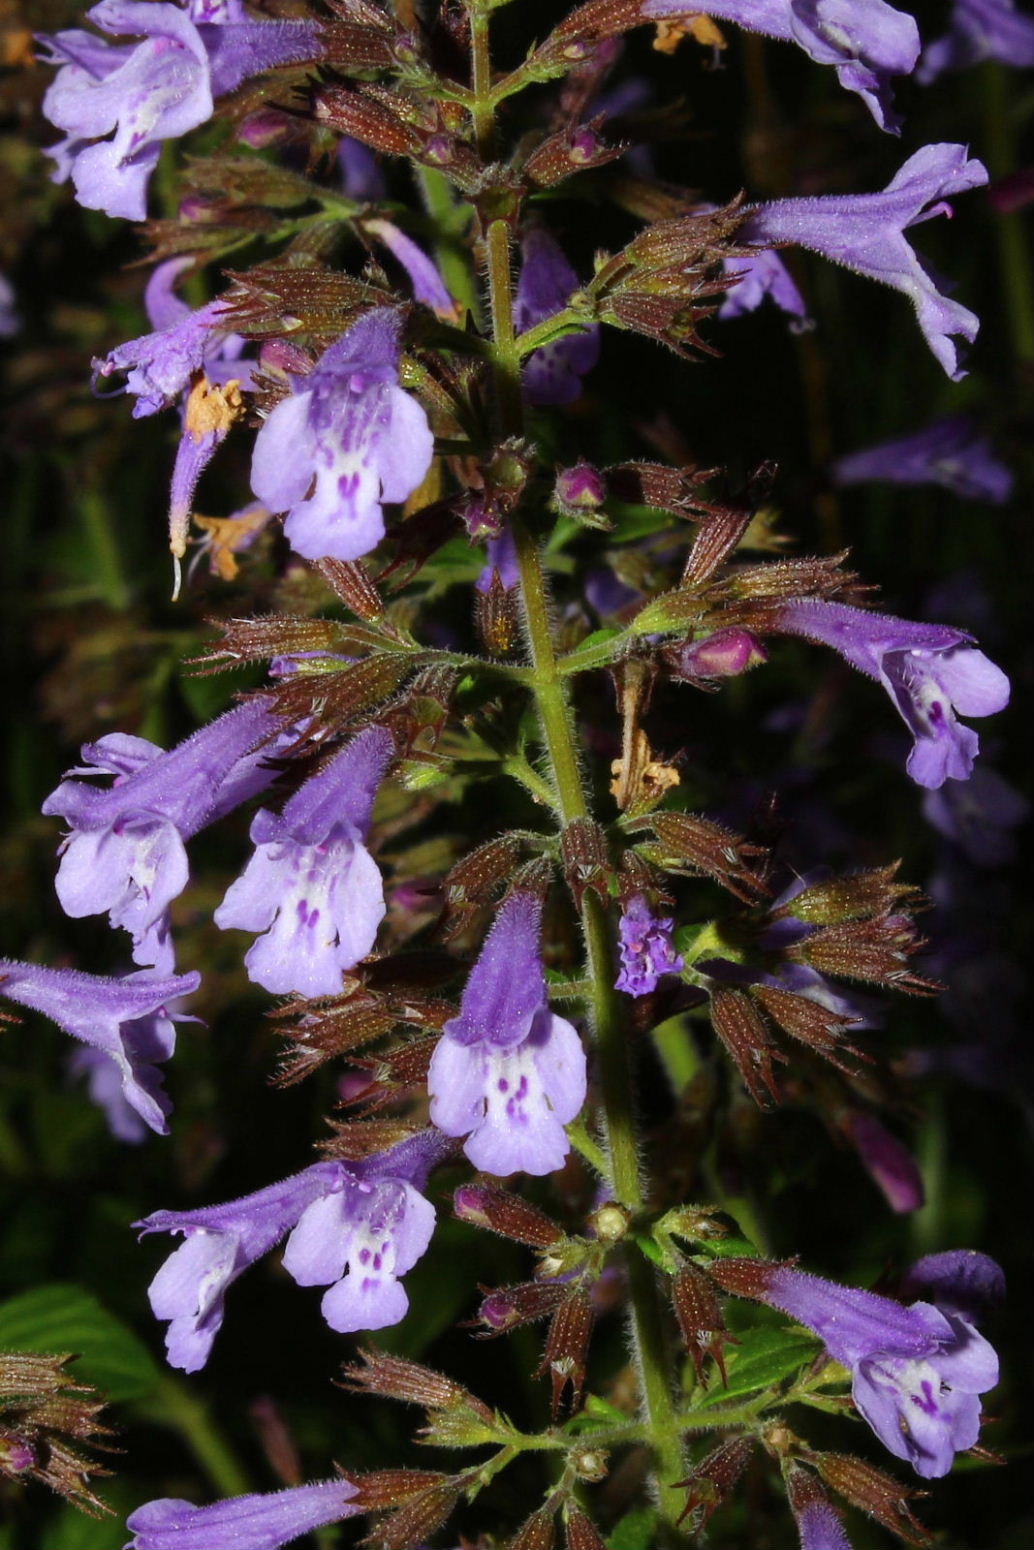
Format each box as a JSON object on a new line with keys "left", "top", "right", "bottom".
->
{"left": 607, "top": 1507, "right": 658, "bottom": 1550}
{"left": 562, "top": 1392, "right": 631, "bottom": 1434}
{"left": 695, "top": 1326, "right": 819, "bottom": 1407}
{"left": 0, "top": 1283, "right": 162, "bottom": 1403}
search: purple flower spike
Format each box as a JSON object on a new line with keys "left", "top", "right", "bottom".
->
{"left": 137, "top": 1162, "right": 343, "bottom": 1370}
{"left": 741, "top": 145, "right": 989, "bottom": 379}
{"left": 754, "top": 1259, "right": 1001, "bottom": 1477}
{"left": 719, "top": 250, "right": 810, "bottom": 323}
{"left": 832, "top": 415, "right": 1014, "bottom": 503}
{"left": 40, "top": 0, "right": 213, "bottom": 221}
{"left": 514, "top": 230, "right": 600, "bottom": 406}
{"left": 615, "top": 895, "right": 683, "bottom": 997}
{"left": 125, "top": 1478, "right": 360, "bottom": 1550}
{"left": 214, "top": 726, "right": 394, "bottom": 997}
{"left": 282, "top": 1131, "right": 446, "bottom": 1333}
{"left": 427, "top": 892, "right": 587, "bottom": 1176}
{"left": 641, "top": 0, "right": 920, "bottom": 132}
{"left": 43, "top": 699, "right": 286, "bottom": 969}
{"left": 250, "top": 309, "right": 434, "bottom": 563}
{"left": 0, "top": 961, "right": 200, "bottom": 1136}
{"left": 918, "top": 0, "right": 1034, "bottom": 82}
{"left": 773, "top": 599, "right": 1009, "bottom": 789}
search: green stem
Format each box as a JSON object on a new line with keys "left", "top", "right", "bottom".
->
{"left": 140, "top": 1376, "right": 251, "bottom": 1497}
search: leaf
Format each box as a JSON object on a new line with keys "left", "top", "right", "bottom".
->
{"left": 607, "top": 1507, "right": 658, "bottom": 1550}
{"left": 0, "top": 1284, "right": 162, "bottom": 1403}
{"left": 694, "top": 1325, "right": 819, "bottom": 1407}
{"left": 562, "top": 1392, "right": 631, "bottom": 1434}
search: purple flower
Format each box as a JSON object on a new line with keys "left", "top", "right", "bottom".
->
{"left": 39, "top": 0, "right": 323, "bottom": 221}
{"left": 42, "top": 700, "right": 286, "bottom": 969}
{"left": 475, "top": 530, "right": 520, "bottom": 595}
{"left": 428, "top": 892, "right": 587, "bottom": 1176}
{"left": 514, "top": 229, "right": 600, "bottom": 407}
{"left": 68, "top": 1046, "right": 151, "bottom": 1143}
{"left": 640, "top": 0, "right": 921, "bottom": 132}
{"left": 842, "top": 1111, "right": 924, "bottom": 1213}
{"left": 138, "top": 1133, "right": 444, "bottom": 1368}
{"left": 338, "top": 135, "right": 386, "bottom": 200}
{"left": 918, "top": 0, "right": 1034, "bottom": 81}
{"left": 786, "top": 1470, "right": 853, "bottom": 1549}
{"left": 753, "top": 1259, "right": 1001, "bottom": 1477}
{"left": 214, "top": 726, "right": 393, "bottom": 997}
{"left": 773, "top": 599, "right": 1009, "bottom": 788}
{"left": 250, "top": 309, "right": 434, "bottom": 562}
{"left": 719, "top": 250, "right": 810, "bottom": 323}
{"left": 741, "top": 145, "right": 989, "bottom": 379}
{"left": 363, "top": 218, "right": 456, "bottom": 318}
{"left": 0, "top": 272, "right": 18, "bottom": 338}
{"left": 899, "top": 1249, "right": 1006, "bottom": 1326}
{"left": 832, "top": 415, "right": 1013, "bottom": 502}
{"left": 125, "top": 1478, "right": 361, "bottom": 1550}
{"left": 615, "top": 895, "right": 684, "bottom": 997}
{"left": 921, "top": 765, "right": 1029, "bottom": 866}
{"left": 0, "top": 961, "right": 200, "bottom": 1136}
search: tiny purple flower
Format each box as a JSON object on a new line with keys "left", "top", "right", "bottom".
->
{"left": 39, "top": 0, "right": 323, "bottom": 221}
{"left": 250, "top": 309, "right": 434, "bottom": 562}
{"left": 514, "top": 229, "right": 600, "bottom": 407}
{"left": 773, "top": 598, "right": 1009, "bottom": 788}
{"left": 42, "top": 700, "right": 286, "bottom": 969}
{"left": 832, "top": 415, "right": 1014, "bottom": 503}
{"left": 0, "top": 961, "right": 200, "bottom": 1136}
{"left": 676, "top": 628, "right": 768, "bottom": 679}
{"left": 428, "top": 892, "right": 587, "bottom": 1176}
{"left": 475, "top": 530, "right": 520, "bottom": 595}
{"left": 752, "top": 1259, "right": 1000, "bottom": 1477}
{"left": 363, "top": 218, "right": 457, "bottom": 318}
{"left": 640, "top": 0, "right": 921, "bottom": 132}
{"left": 789, "top": 1480, "right": 854, "bottom": 1550}
{"left": 741, "top": 145, "right": 989, "bottom": 379}
{"left": 615, "top": 895, "right": 684, "bottom": 997}
{"left": 921, "top": 765, "right": 1029, "bottom": 867}
{"left": 213, "top": 725, "right": 393, "bottom": 997}
{"left": 842, "top": 1111, "right": 924, "bottom": 1213}
{"left": 918, "top": 0, "right": 1034, "bottom": 81}
{"left": 719, "top": 250, "right": 810, "bottom": 323}
{"left": 125, "top": 1478, "right": 361, "bottom": 1550}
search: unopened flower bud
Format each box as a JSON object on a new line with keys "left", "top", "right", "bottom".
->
{"left": 236, "top": 109, "right": 293, "bottom": 148}
{"left": 590, "top": 1201, "right": 630, "bottom": 1244}
{"left": 675, "top": 1436, "right": 755, "bottom": 1529}
{"left": 477, "top": 1280, "right": 566, "bottom": 1331}
{"left": 0, "top": 1428, "right": 36, "bottom": 1474}
{"left": 675, "top": 628, "right": 767, "bottom": 680}
{"left": 454, "top": 1184, "right": 562, "bottom": 1248}
{"left": 810, "top": 1451, "right": 931, "bottom": 1542}
{"left": 566, "top": 1510, "right": 608, "bottom": 1549}
{"left": 553, "top": 462, "right": 609, "bottom": 527}
{"left": 672, "top": 1262, "right": 735, "bottom": 1386}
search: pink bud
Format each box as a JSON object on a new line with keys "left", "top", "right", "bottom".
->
{"left": 677, "top": 628, "right": 766, "bottom": 679}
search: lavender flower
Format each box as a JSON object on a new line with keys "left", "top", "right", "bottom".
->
{"left": 899, "top": 1249, "right": 1006, "bottom": 1326}
{"left": 338, "top": 135, "right": 386, "bottom": 200}
{"left": 773, "top": 599, "right": 1009, "bottom": 788}
{"left": 475, "top": 530, "right": 520, "bottom": 595}
{"left": 428, "top": 892, "right": 587, "bottom": 1176}
{"left": 786, "top": 1469, "right": 853, "bottom": 1550}
{"left": 918, "top": 0, "right": 1034, "bottom": 81}
{"left": 213, "top": 726, "right": 393, "bottom": 997}
{"left": 842, "top": 1111, "right": 924, "bottom": 1213}
{"left": 615, "top": 895, "right": 684, "bottom": 997}
{"left": 42, "top": 700, "right": 286, "bottom": 969}
{"left": 126, "top": 1478, "right": 360, "bottom": 1550}
{"left": 250, "top": 309, "right": 434, "bottom": 562}
{"left": 514, "top": 229, "right": 600, "bottom": 406}
{"left": 0, "top": 962, "right": 200, "bottom": 1136}
{"left": 749, "top": 1258, "right": 1001, "bottom": 1476}
{"left": 832, "top": 415, "right": 1014, "bottom": 503}
{"left": 363, "top": 218, "right": 457, "bottom": 318}
{"left": 741, "top": 145, "right": 989, "bottom": 379}
{"left": 641, "top": 0, "right": 921, "bottom": 132}
{"left": 138, "top": 1133, "right": 444, "bottom": 1368}
{"left": 68, "top": 1046, "right": 151, "bottom": 1143}
{"left": 39, "top": 0, "right": 323, "bottom": 221}
{"left": 719, "top": 250, "right": 810, "bottom": 323}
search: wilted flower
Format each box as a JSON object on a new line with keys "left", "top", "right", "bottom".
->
{"left": 741, "top": 145, "right": 989, "bottom": 379}
{"left": 641, "top": 0, "right": 921, "bottom": 132}
{"left": 43, "top": 699, "right": 286, "bottom": 969}
{"left": 773, "top": 599, "right": 1009, "bottom": 788}
{"left": 0, "top": 962, "right": 200, "bottom": 1136}
{"left": 615, "top": 894, "right": 683, "bottom": 997}
{"left": 918, "top": 0, "right": 1034, "bottom": 81}
{"left": 514, "top": 229, "right": 600, "bottom": 406}
{"left": 214, "top": 725, "right": 393, "bottom": 997}
{"left": 250, "top": 309, "right": 434, "bottom": 562}
{"left": 428, "top": 892, "right": 587, "bottom": 1176}
{"left": 832, "top": 415, "right": 1014, "bottom": 503}
{"left": 126, "top": 1479, "right": 361, "bottom": 1550}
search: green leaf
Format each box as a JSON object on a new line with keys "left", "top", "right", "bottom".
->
{"left": 695, "top": 1326, "right": 819, "bottom": 1407}
{"left": 562, "top": 1392, "right": 631, "bottom": 1434}
{"left": 0, "top": 1283, "right": 162, "bottom": 1403}
{"left": 607, "top": 1507, "right": 658, "bottom": 1550}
